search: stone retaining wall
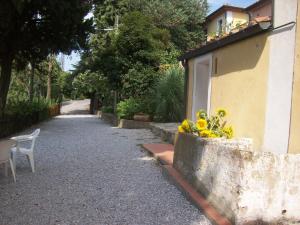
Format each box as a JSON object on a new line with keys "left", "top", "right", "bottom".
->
{"left": 99, "top": 112, "right": 118, "bottom": 126}
{"left": 149, "top": 123, "right": 179, "bottom": 144}
{"left": 98, "top": 112, "right": 150, "bottom": 129}
{"left": 118, "top": 119, "right": 150, "bottom": 129}
{"left": 173, "top": 133, "right": 300, "bottom": 225}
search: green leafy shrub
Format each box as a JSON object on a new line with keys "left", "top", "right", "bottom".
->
{"left": 117, "top": 98, "right": 142, "bottom": 120}
{"left": 101, "top": 106, "right": 114, "bottom": 113}
{"left": 121, "top": 64, "right": 159, "bottom": 99}
{"left": 154, "top": 65, "right": 184, "bottom": 122}
{"left": 1, "top": 97, "right": 59, "bottom": 138}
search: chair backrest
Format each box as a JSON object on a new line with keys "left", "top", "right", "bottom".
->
{"left": 0, "top": 140, "right": 15, "bottom": 163}
{"left": 30, "top": 129, "right": 40, "bottom": 151}
{"left": 30, "top": 129, "right": 40, "bottom": 138}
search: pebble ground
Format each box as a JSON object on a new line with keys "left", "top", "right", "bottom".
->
{"left": 0, "top": 100, "right": 212, "bottom": 225}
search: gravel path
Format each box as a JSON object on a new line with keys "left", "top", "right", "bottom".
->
{"left": 61, "top": 99, "right": 90, "bottom": 115}
{"left": 0, "top": 104, "right": 211, "bottom": 225}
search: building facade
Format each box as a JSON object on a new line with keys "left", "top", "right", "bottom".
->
{"left": 180, "top": 0, "right": 299, "bottom": 154}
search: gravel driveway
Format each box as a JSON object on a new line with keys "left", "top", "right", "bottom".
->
{"left": 0, "top": 102, "right": 211, "bottom": 225}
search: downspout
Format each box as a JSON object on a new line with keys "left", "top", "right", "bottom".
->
{"left": 182, "top": 59, "right": 189, "bottom": 119}
{"left": 271, "top": 0, "right": 275, "bottom": 28}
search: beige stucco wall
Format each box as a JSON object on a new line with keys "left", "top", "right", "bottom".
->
{"left": 207, "top": 13, "right": 226, "bottom": 36}
{"left": 288, "top": 5, "right": 300, "bottom": 154}
{"left": 187, "top": 33, "right": 270, "bottom": 149}
{"left": 207, "top": 11, "right": 249, "bottom": 40}
{"left": 231, "top": 11, "right": 249, "bottom": 28}
{"left": 210, "top": 33, "right": 270, "bottom": 149}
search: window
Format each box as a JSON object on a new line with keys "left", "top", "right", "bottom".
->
{"left": 217, "top": 19, "right": 223, "bottom": 35}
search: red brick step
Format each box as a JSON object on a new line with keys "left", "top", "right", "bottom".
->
{"left": 163, "top": 165, "right": 232, "bottom": 225}
{"left": 141, "top": 144, "right": 174, "bottom": 165}
{"left": 141, "top": 143, "right": 232, "bottom": 225}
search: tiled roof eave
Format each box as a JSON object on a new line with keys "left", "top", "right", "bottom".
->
{"left": 179, "top": 24, "right": 272, "bottom": 61}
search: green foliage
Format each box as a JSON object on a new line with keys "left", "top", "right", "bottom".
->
{"left": 116, "top": 12, "right": 170, "bottom": 67}
{"left": 154, "top": 65, "right": 184, "bottom": 122}
{"left": 134, "top": 0, "right": 208, "bottom": 51}
{"left": 58, "top": 71, "right": 74, "bottom": 99}
{"left": 89, "top": 11, "right": 170, "bottom": 94}
{"left": 121, "top": 64, "right": 159, "bottom": 99}
{"left": 117, "top": 98, "right": 142, "bottom": 120}
{"left": 7, "top": 57, "right": 65, "bottom": 103}
{"left": 5, "top": 97, "right": 55, "bottom": 118}
{"left": 71, "top": 0, "right": 208, "bottom": 114}
{"left": 0, "top": 0, "right": 93, "bottom": 114}
{"left": 1, "top": 97, "right": 59, "bottom": 138}
{"left": 101, "top": 106, "right": 114, "bottom": 113}
{"left": 72, "top": 71, "right": 109, "bottom": 98}
{"left": 0, "top": 0, "right": 93, "bottom": 58}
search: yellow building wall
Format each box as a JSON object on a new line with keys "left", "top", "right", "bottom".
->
{"left": 288, "top": 6, "right": 300, "bottom": 154}
{"left": 210, "top": 33, "right": 270, "bottom": 149}
{"left": 207, "top": 11, "right": 249, "bottom": 40}
{"left": 231, "top": 11, "right": 249, "bottom": 28}
{"left": 207, "top": 14, "right": 226, "bottom": 36}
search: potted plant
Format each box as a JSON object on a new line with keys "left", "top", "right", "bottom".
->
{"left": 177, "top": 109, "right": 234, "bottom": 139}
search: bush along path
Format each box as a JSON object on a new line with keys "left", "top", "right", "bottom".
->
{"left": 0, "top": 109, "right": 211, "bottom": 225}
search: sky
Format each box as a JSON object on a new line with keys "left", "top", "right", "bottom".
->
{"left": 62, "top": 0, "right": 256, "bottom": 72}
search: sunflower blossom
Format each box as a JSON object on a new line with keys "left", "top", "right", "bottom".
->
{"left": 217, "top": 108, "right": 227, "bottom": 117}
{"left": 178, "top": 126, "right": 185, "bottom": 133}
{"left": 181, "top": 119, "right": 191, "bottom": 132}
{"left": 196, "top": 119, "right": 208, "bottom": 131}
{"left": 200, "top": 129, "right": 211, "bottom": 138}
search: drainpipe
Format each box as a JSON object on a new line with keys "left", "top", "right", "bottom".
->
{"left": 182, "top": 59, "right": 189, "bottom": 119}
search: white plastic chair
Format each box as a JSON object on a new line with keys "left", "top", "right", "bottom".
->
{"left": 0, "top": 139, "right": 16, "bottom": 182}
{"left": 11, "top": 129, "right": 40, "bottom": 173}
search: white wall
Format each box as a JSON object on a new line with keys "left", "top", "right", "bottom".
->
{"left": 192, "top": 54, "right": 212, "bottom": 121}
{"left": 263, "top": 0, "right": 298, "bottom": 154}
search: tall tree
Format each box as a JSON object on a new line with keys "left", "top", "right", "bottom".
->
{"left": 0, "top": 0, "right": 93, "bottom": 115}
{"left": 46, "top": 55, "right": 56, "bottom": 100}
{"left": 29, "top": 62, "right": 35, "bottom": 102}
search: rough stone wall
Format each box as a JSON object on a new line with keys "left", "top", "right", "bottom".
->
{"left": 173, "top": 133, "right": 300, "bottom": 224}
{"left": 118, "top": 119, "right": 150, "bottom": 129}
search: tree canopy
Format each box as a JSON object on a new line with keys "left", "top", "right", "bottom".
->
{"left": 0, "top": 0, "right": 93, "bottom": 115}
{"left": 71, "top": 0, "right": 207, "bottom": 101}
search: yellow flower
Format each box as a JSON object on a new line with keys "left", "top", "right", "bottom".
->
{"left": 217, "top": 108, "right": 227, "bottom": 117}
{"left": 178, "top": 126, "right": 185, "bottom": 133}
{"left": 200, "top": 129, "right": 211, "bottom": 138}
{"left": 196, "top": 110, "right": 207, "bottom": 119}
{"left": 181, "top": 119, "right": 191, "bottom": 131}
{"left": 209, "top": 132, "right": 218, "bottom": 138}
{"left": 223, "top": 126, "right": 234, "bottom": 139}
{"left": 196, "top": 119, "right": 207, "bottom": 131}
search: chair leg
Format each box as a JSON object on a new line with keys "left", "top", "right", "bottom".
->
{"left": 28, "top": 153, "right": 35, "bottom": 173}
{"left": 11, "top": 151, "right": 17, "bottom": 172}
{"left": 9, "top": 159, "right": 16, "bottom": 183}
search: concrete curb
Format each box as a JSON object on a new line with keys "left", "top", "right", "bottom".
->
{"left": 162, "top": 165, "right": 232, "bottom": 225}
{"left": 141, "top": 143, "right": 232, "bottom": 225}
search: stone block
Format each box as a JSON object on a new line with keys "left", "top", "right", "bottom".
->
{"left": 118, "top": 119, "right": 150, "bottom": 129}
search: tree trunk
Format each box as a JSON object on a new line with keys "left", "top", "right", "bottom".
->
{"left": 90, "top": 93, "right": 95, "bottom": 114}
{"left": 29, "top": 62, "right": 35, "bottom": 102}
{"left": 0, "top": 55, "right": 13, "bottom": 117}
{"left": 46, "top": 57, "right": 53, "bottom": 100}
